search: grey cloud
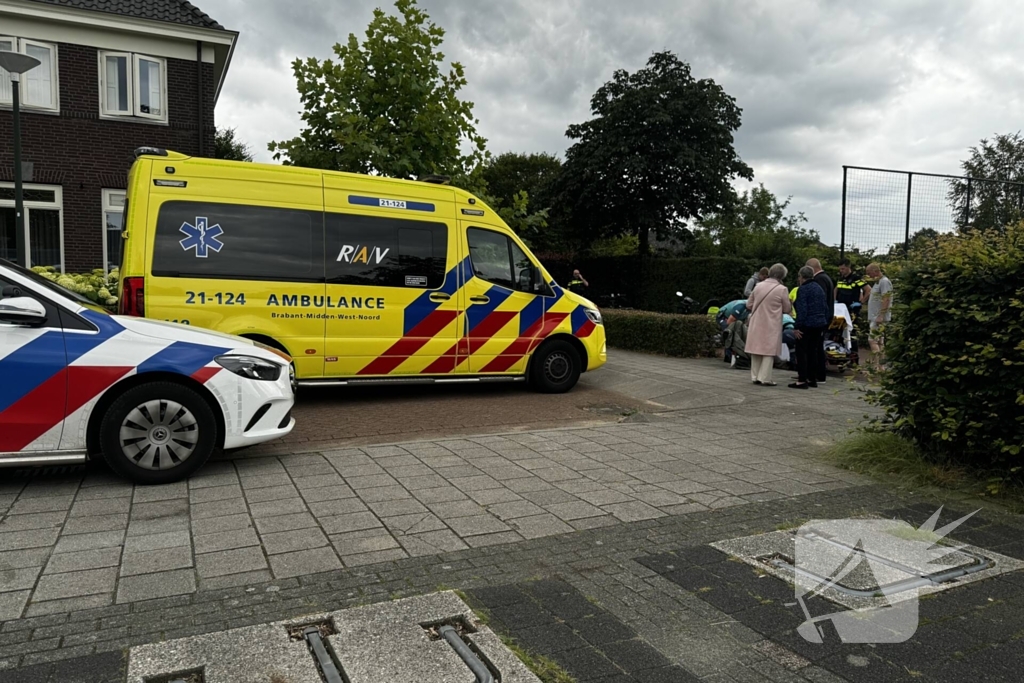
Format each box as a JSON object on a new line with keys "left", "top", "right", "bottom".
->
{"left": 201, "top": 0, "right": 1024, "bottom": 243}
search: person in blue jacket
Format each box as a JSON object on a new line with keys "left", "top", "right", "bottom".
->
{"left": 790, "top": 266, "right": 831, "bottom": 389}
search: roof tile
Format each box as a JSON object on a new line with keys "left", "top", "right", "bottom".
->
{"left": 25, "top": 0, "right": 226, "bottom": 30}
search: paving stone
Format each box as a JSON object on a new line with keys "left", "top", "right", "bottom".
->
{"left": 307, "top": 498, "right": 370, "bottom": 517}
{"left": 125, "top": 516, "right": 189, "bottom": 537}
{"left": 367, "top": 498, "right": 427, "bottom": 518}
{"left": 260, "top": 527, "right": 329, "bottom": 555}
{"left": 0, "top": 590, "right": 29, "bottom": 620}
{"left": 345, "top": 474, "right": 400, "bottom": 490}
{"left": 466, "top": 488, "right": 523, "bottom": 506}
{"left": 7, "top": 496, "right": 75, "bottom": 515}
{"left": 381, "top": 512, "right": 447, "bottom": 536}
{"left": 0, "top": 528, "right": 60, "bottom": 552}
{"left": 464, "top": 531, "right": 525, "bottom": 548}
{"left": 123, "top": 531, "right": 190, "bottom": 554}
{"left": 132, "top": 482, "right": 188, "bottom": 503}
{"left": 412, "top": 487, "right": 469, "bottom": 504}
{"left": 247, "top": 498, "right": 308, "bottom": 518}
{"left": 602, "top": 501, "right": 666, "bottom": 522}
{"left": 331, "top": 529, "right": 400, "bottom": 555}
{"left": 521, "top": 489, "right": 581, "bottom": 506}
{"left": 32, "top": 568, "right": 117, "bottom": 602}
{"left": 446, "top": 515, "right": 513, "bottom": 537}
{"left": 427, "top": 500, "right": 486, "bottom": 519}
{"left": 194, "top": 547, "right": 268, "bottom": 579}
{"left": 68, "top": 498, "right": 131, "bottom": 518}
{"left": 189, "top": 484, "right": 244, "bottom": 504}
{"left": 130, "top": 499, "right": 189, "bottom": 521}
{"left": 191, "top": 513, "right": 255, "bottom": 536}
{"left": 237, "top": 473, "right": 292, "bottom": 489}
{"left": 545, "top": 501, "right": 607, "bottom": 521}
{"left": 0, "top": 511, "right": 66, "bottom": 533}
{"left": 116, "top": 568, "right": 196, "bottom": 603}
{"left": 0, "top": 548, "right": 52, "bottom": 571}
{"left": 342, "top": 548, "right": 408, "bottom": 567}
{"left": 268, "top": 547, "right": 342, "bottom": 579}
{"left": 191, "top": 497, "right": 251, "bottom": 519}
{"left": 397, "top": 530, "right": 468, "bottom": 556}
{"left": 298, "top": 485, "right": 356, "bottom": 504}
{"left": 486, "top": 499, "right": 546, "bottom": 520}
{"left": 508, "top": 513, "right": 575, "bottom": 539}
{"left": 193, "top": 527, "right": 261, "bottom": 554}
{"left": 43, "top": 547, "right": 121, "bottom": 575}
{"left": 120, "top": 546, "right": 194, "bottom": 577}
{"left": 24, "top": 593, "right": 112, "bottom": 618}
{"left": 241, "top": 485, "right": 298, "bottom": 504}
{"left": 61, "top": 514, "right": 129, "bottom": 536}
{"left": 357, "top": 486, "right": 413, "bottom": 503}
{"left": 251, "top": 512, "right": 319, "bottom": 535}
{"left": 319, "top": 512, "right": 383, "bottom": 535}
{"left": 52, "top": 530, "right": 124, "bottom": 555}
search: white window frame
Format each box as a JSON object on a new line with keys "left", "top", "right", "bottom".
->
{"left": 101, "top": 189, "right": 126, "bottom": 274}
{"left": 98, "top": 50, "right": 132, "bottom": 117}
{"left": 0, "top": 183, "right": 65, "bottom": 273}
{"left": 0, "top": 37, "right": 59, "bottom": 113}
{"left": 98, "top": 50, "right": 167, "bottom": 122}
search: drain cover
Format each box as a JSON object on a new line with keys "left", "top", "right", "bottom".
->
{"left": 127, "top": 592, "right": 541, "bottom": 683}
{"left": 711, "top": 515, "right": 1024, "bottom": 611}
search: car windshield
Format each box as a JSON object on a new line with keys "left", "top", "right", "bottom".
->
{"left": 1, "top": 258, "right": 111, "bottom": 314}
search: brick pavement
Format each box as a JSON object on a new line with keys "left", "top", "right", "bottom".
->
{"left": 1, "top": 352, "right": 942, "bottom": 682}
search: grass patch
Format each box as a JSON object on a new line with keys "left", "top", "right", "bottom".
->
{"left": 501, "top": 637, "right": 577, "bottom": 683}
{"left": 823, "top": 431, "right": 1024, "bottom": 513}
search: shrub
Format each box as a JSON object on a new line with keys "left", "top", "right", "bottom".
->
{"left": 868, "top": 222, "right": 1024, "bottom": 468}
{"left": 603, "top": 309, "right": 718, "bottom": 357}
{"left": 31, "top": 267, "right": 119, "bottom": 310}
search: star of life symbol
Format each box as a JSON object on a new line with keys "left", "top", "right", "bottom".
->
{"left": 179, "top": 217, "right": 224, "bottom": 258}
{"left": 790, "top": 507, "right": 978, "bottom": 644}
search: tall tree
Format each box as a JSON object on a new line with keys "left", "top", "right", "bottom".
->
{"left": 214, "top": 127, "right": 254, "bottom": 161}
{"left": 950, "top": 132, "right": 1024, "bottom": 230}
{"left": 268, "top": 0, "right": 487, "bottom": 181}
{"left": 691, "top": 184, "right": 822, "bottom": 270}
{"left": 481, "top": 152, "right": 562, "bottom": 214}
{"left": 555, "top": 51, "right": 752, "bottom": 255}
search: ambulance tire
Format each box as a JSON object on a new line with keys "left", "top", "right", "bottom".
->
{"left": 99, "top": 382, "right": 218, "bottom": 485}
{"left": 530, "top": 340, "right": 581, "bottom": 394}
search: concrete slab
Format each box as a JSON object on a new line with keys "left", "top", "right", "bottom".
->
{"left": 126, "top": 592, "right": 541, "bottom": 683}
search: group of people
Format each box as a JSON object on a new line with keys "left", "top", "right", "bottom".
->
{"left": 743, "top": 259, "right": 892, "bottom": 387}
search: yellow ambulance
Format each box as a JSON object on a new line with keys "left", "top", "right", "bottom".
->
{"left": 117, "top": 149, "right": 606, "bottom": 393}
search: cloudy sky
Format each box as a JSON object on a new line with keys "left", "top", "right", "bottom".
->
{"left": 203, "top": 0, "right": 1024, "bottom": 246}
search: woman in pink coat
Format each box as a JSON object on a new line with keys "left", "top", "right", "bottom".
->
{"left": 745, "top": 263, "right": 792, "bottom": 385}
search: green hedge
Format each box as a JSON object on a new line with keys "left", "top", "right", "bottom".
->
{"left": 32, "top": 267, "right": 119, "bottom": 310}
{"left": 869, "top": 223, "right": 1024, "bottom": 468}
{"left": 603, "top": 309, "right": 719, "bottom": 357}
{"left": 539, "top": 256, "right": 757, "bottom": 312}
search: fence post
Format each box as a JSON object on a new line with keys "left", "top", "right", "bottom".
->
{"left": 840, "top": 167, "right": 848, "bottom": 258}
{"left": 905, "top": 173, "right": 913, "bottom": 252}
{"left": 964, "top": 178, "right": 972, "bottom": 226}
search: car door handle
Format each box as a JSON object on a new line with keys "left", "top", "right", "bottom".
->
{"left": 470, "top": 296, "right": 490, "bottom": 304}
{"left": 429, "top": 292, "right": 451, "bottom": 302}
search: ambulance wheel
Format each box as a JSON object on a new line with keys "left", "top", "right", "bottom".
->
{"left": 99, "top": 382, "right": 218, "bottom": 485}
{"left": 530, "top": 340, "right": 581, "bottom": 394}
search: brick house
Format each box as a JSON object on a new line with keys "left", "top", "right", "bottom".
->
{"left": 0, "top": 0, "right": 236, "bottom": 272}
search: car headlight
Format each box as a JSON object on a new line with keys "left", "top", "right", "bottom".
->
{"left": 585, "top": 308, "right": 603, "bottom": 325}
{"left": 216, "top": 355, "right": 283, "bottom": 381}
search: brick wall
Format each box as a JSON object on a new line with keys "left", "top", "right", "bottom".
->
{"left": 0, "top": 42, "right": 217, "bottom": 271}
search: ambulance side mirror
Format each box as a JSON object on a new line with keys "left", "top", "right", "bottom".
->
{"left": 0, "top": 297, "right": 47, "bottom": 327}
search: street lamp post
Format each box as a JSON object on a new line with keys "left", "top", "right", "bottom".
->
{"left": 1, "top": 50, "right": 42, "bottom": 268}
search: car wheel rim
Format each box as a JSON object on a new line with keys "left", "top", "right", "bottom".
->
{"left": 118, "top": 399, "right": 199, "bottom": 470}
{"left": 544, "top": 352, "right": 572, "bottom": 383}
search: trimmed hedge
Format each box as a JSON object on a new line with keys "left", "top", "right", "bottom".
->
{"left": 869, "top": 222, "right": 1024, "bottom": 468}
{"left": 539, "top": 256, "right": 757, "bottom": 312}
{"left": 603, "top": 309, "right": 719, "bottom": 357}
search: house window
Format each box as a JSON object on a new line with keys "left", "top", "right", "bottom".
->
{"left": 0, "top": 183, "right": 64, "bottom": 272}
{"left": 0, "top": 37, "right": 59, "bottom": 112}
{"left": 99, "top": 51, "right": 166, "bottom": 121}
{"left": 102, "top": 190, "right": 126, "bottom": 273}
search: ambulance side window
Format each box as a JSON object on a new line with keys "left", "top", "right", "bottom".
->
{"left": 151, "top": 201, "right": 322, "bottom": 282}
{"left": 326, "top": 213, "right": 447, "bottom": 289}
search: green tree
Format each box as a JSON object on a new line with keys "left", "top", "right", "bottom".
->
{"left": 950, "top": 132, "right": 1024, "bottom": 230}
{"left": 555, "top": 51, "right": 752, "bottom": 255}
{"left": 481, "top": 152, "right": 562, "bottom": 214}
{"left": 268, "top": 0, "right": 487, "bottom": 181}
{"left": 691, "top": 184, "right": 822, "bottom": 271}
{"left": 213, "top": 127, "right": 254, "bottom": 161}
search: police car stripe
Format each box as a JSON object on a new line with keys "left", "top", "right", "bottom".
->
{"left": 0, "top": 368, "right": 68, "bottom": 452}
{"left": 0, "top": 332, "right": 67, "bottom": 415}
{"left": 136, "top": 341, "right": 232, "bottom": 377}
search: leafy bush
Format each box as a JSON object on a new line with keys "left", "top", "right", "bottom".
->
{"left": 539, "top": 255, "right": 757, "bottom": 311}
{"left": 603, "top": 309, "right": 719, "bottom": 357}
{"left": 868, "top": 222, "right": 1024, "bottom": 468}
{"left": 31, "top": 267, "right": 119, "bottom": 310}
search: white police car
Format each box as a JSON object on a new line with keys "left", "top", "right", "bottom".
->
{"left": 0, "top": 259, "right": 295, "bottom": 484}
